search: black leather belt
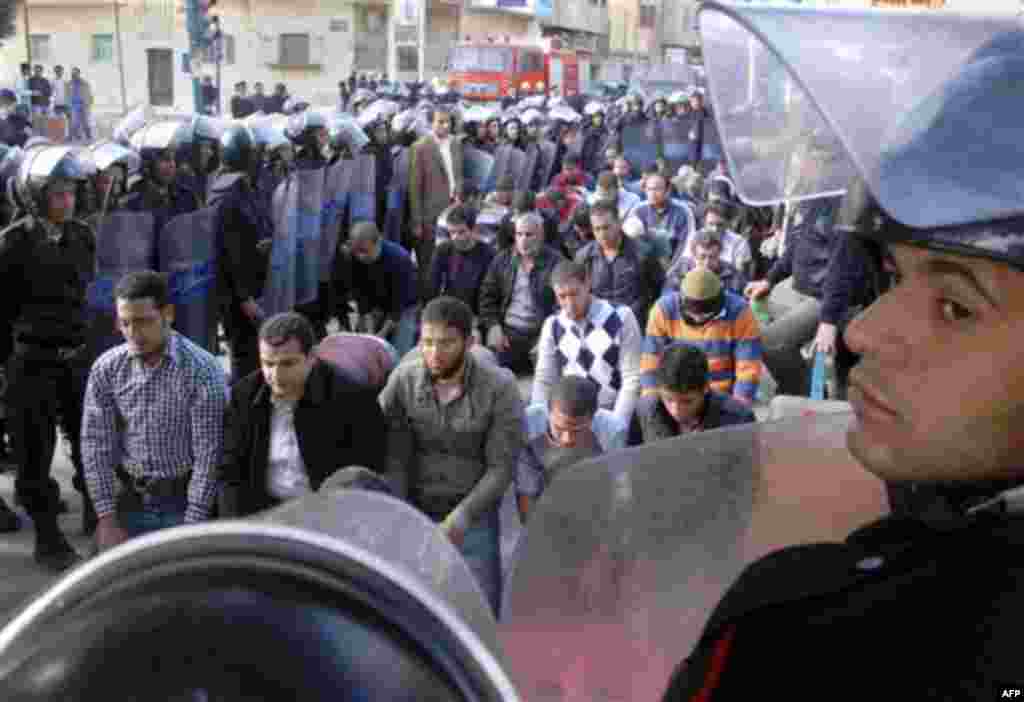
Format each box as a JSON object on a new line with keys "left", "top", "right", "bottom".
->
{"left": 14, "top": 341, "right": 86, "bottom": 361}
{"left": 117, "top": 467, "right": 192, "bottom": 499}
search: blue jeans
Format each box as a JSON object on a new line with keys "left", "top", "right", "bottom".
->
{"left": 118, "top": 494, "right": 187, "bottom": 538}
{"left": 459, "top": 506, "right": 502, "bottom": 617}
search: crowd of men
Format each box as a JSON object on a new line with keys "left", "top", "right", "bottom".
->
{"left": 0, "top": 74, "right": 879, "bottom": 619}
{"left": 3, "top": 63, "right": 95, "bottom": 144}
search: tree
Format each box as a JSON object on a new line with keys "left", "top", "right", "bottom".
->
{"left": 0, "top": 0, "right": 16, "bottom": 44}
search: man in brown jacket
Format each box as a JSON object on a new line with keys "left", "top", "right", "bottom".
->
{"left": 409, "top": 105, "right": 464, "bottom": 299}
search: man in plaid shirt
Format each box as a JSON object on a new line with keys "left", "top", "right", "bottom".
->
{"left": 82, "top": 271, "right": 228, "bottom": 552}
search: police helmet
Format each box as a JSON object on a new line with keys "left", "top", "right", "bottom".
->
{"left": 219, "top": 124, "right": 259, "bottom": 176}
{"left": 129, "top": 121, "right": 184, "bottom": 173}
{"left": 285, "top": 110, "right": 329, "bottom": 152}
{"left": 327, "top": 113, "right": 370, "bottom": 156}
{"left": 15, "top": 144, "right": 97, "bottom": 217}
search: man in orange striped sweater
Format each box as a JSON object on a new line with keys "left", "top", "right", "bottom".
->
{"left": 641, "top": 268, "right": 762, "bottom": 405}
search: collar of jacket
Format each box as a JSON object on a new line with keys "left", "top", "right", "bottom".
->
{"left": 511, "top": 245, "right": 556, "bottom": 273}
{"left": 251, "top": 359, "right": 331, "bottom": 409}
{"left": 413, "top": 348, "right": 478, "bottom": 407}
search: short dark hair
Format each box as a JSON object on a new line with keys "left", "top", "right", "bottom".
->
{"left": 551, "top": 259, "right": 590, "bottom": 289}
{"left": 572, "top": 205, "right": 592, "bottom": 231}
{"left": 692, "top": 229, "right": 724, "bottom": 251}
{"left": 446, "top": 204, "right": 478, "bottom": 230}
{"left": 259, "top": 312, "right": 317, "bottom": 354}
{"left": 550, "top": 376, "right": 599, "bottom": 418}
{"left": 421, "top": 296, "right": 474, "bottom": 340}
{"left": 645, "top": 171, "right": 669, "bottom": 189}
{"left": 656, "top": 344, "right": 710, "bottom": 393}
{"left": 115, "top": 271, "right": 170, "bottom": 308}
{"left": 589, "top": 200, "right": 619, "bottom": 223}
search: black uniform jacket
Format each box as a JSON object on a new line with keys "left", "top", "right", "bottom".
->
{"left": 664, "top": 496, "right": 1024, "bottom": 701}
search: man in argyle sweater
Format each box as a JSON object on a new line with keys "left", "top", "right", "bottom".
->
{"left": 532, "top": 260, "right": 643, "bottom": 428}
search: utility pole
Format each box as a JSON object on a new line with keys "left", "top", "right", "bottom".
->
{"left": 113, "top": 0, "right": 128, "bottom": 111}
{"left": 22, "top": 0, "right": 31, "bottom": 64}
{"left": 417, "top": 0, "right": 426, "bottom": 82}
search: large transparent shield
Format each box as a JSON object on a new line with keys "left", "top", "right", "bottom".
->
{"left": 321, "top": 160, "right": 348, "bottom": 282}
{"left": 158, "top": 207, "right": 219, "bottom": 353}
{"left": 86, "top": 211, "right": 156, "bottom": 356}
{"left": 292, "top": 167, "right": 325, "bottom": 306}
{"left": 500, "top": 412, "right": 889, "bottom": 701}
{"left": 0, "top": 492, "right": 517, "bottom": 701}
{"left": 347, "top": 152, "right": 378, "bottom": 226}
{"left": 489, "top": 146, "right": 526, "bottom": 194}
{"left": 661, "top": 119, "right": 692, "bottom": 175}
{"left": 695, "top": 2, "right": 1024, "bottom": 224}
{"left": 463, "top": 146, "right": 495, "bottom": 194}
{"left": 262, "top": 176, "right": 299, "bottom": 317}
{"left": 620, "top": 121, "right": 661, "bottom": 173}
{"left": 384, "top": 148, "right": 411, "bottom": 243}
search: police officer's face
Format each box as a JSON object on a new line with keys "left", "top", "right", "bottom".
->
{"left": 659, "top": 387, "right": 706, "bottom": 426}
{"left": 46, "top": 184, "right": 76, "bottom": 224}
{"left": 548, "top": 403, "right": 595, "bottom": 449}
{"left": 506, "top": 123, "right": 520, "bottom": 140}
{"left": 845, "top": 243, "right": 1024, "bottom": 483}
{"left": 155, "top": 156, "right": 176, "bottom": 186}
{"left": 260, "top": 338, "right": 315, "bottom": 401}
{"left": 420, "top": 322, "right": 468, "bottom": 381}
{"left": 117, "top": 297, "right": 173, "bottom": 359}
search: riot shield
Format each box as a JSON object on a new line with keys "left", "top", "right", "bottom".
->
{"left": 321, "top": 160, "right": 348, "bottom": 283}
{"left": 620, "top": 121, "right": 661, "bottom": 172}
{"left": 489, "top": 146, "right": 526, "bottom": 194}
{"left": 534, "top": 141, "right": 557, "bottom": 190}
{"left": 0, "top": 491, "right": 517, "bottom": 701}
{"left": 384, "top": 148, "right": 411, "bottom": 243}
{"left": 462, "top": 146, "right": 495, "bottom": 195}
{"left": 262, "top": 175, "right": 299, "bottom": 317}
{"left": 661, "top": 119, "right": 692, "bottom": 175}
{"left": 292, "top": 167, "right": 325, "bottom": 306}
{"left": 85, "top": 211, "right": 156, "bottom": 356}
{"left": 158, "top": 207, "right": 219, "bottom": 353}
{"left": 347, "top": 152, "right": 377, "bottom": 226}
{"left": 500, "top": 412, "right": 889, "bottom": 701}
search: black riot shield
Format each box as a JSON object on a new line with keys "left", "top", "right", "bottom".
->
{"left": 158, "top": 207, "right": 219, "bottom": 353}
{"left": 384, "top": 148, "right": 411, "bottom": 243}
{"left": 620, "top": 121, "right": 661, "bottom": 173}
{"left": 262, "top": 175, "right": 299, "bottom": 318}
{"left": 321, "top": 159, "right": 348, "bottom": 283}
{"left": 463, "top": 146, "right": 495, "bottom": 195}
{"left": 85, "top": 211, "right": 157, "bottom": 356}
{"left": 0, "top": 490, "right": 518, "bottom": 701}
{"left": 292, "top": 167, "right": 325, "bottom": 307}
{"left": 500, "top": 413, "right": 889, "bottom": 701}
{"left": 489, "top": 146, "right": 526, "bottom": 194}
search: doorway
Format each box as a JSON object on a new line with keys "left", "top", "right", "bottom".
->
{"left": 147, "top": 48, "right": 174, "bottom": 106}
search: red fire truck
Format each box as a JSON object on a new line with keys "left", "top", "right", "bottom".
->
{"left": 446, "top": 42, "right": 580, "bottom": 102}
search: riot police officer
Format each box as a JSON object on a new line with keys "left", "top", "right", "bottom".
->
{"left": 286, "top": 111, "right": 329, "bottom": 171}
{"left": 83, "top": 140, "right": 140, "bottom": 218}
{"left": 210, "top": 125, "right": 274, "bottom": 384}
{"left": 123, "top": 121, "right": 201, "bottom": 236}
{"left": 0, "top": 145, "right": 97, "bottom": 570}
{"left": 174, "top": 115, "right": 222, "bottom": 207}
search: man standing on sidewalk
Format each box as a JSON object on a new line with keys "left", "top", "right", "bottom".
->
{"left": 68, "top": 68, "right": 94, "bottom": 143}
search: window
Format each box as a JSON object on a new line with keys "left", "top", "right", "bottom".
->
{"left": 397, "top": 46, "right": 418, "bottom": 72}
{"left": 447, "top": 46, "right": 513, "bottom": 73}
{"left": 91, "top": 34, "right": 115, "bottom": 63}
{"left": 517, "top": 51, "right": 543, "bottom": 73}
{"left": 29, "top": 35, "right": 52, "bottom": 63}
{"left": 279, "top": 33, "right": 310, "bottom": 66}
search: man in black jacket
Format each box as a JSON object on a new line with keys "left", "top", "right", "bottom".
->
{"left": 219, "top": 312, "right": 387, "bottom": 517}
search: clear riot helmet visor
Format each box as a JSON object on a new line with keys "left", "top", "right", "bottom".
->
{"left": 697, "top": 2, "right": 1024, "bottom": 229}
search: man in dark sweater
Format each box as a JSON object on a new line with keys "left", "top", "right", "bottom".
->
{"left": 428, "top": 205, "right": 496, "bottom": 326}
{"left": 348, "top": 222, "right": 419, "bottom": 358}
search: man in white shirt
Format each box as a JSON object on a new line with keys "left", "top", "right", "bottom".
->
{"left": 51, "top": 65, "right": 68, "bottom": 116}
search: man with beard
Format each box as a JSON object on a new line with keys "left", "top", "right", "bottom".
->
{"left": 428, "top": 205, "right": 496, "bottom": 324}
{"left": 380, "top": 296, "right": 524, "bottom": 615}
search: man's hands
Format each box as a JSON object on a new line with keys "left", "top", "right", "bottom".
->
{"left": 95, "top": 515, "right": 129, "bottom": 553}
{"left": 811, "top": 322, "right": 838, "bottom": 356}
{"left": 241, "top": 298, "right": 265, "bottom": 324}
{"left": 486, "top": 324, "right": 510, "bottom": 352}
{"left": 744, "top": 280, "right": 772, "bottom": 301}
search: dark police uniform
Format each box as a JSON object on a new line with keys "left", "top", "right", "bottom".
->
{"left": 0, "top": 216, "right": 95, "bottom": 520}
{"left": 663, "top": 484, "right": 1024, "bottom": 700}
{"left": 123, "top": 178, "right": 201, "bottom": 240}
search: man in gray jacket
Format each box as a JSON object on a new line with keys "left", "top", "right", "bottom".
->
{"left": 379, "top": 296, "right": 524, "bottom": 614}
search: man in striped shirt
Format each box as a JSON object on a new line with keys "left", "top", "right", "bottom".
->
{"left": 641, "top": 268, "right": 762, "bottom": 405}
{"left": 82, "top": 271, "right": 228, "bottom": 552}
